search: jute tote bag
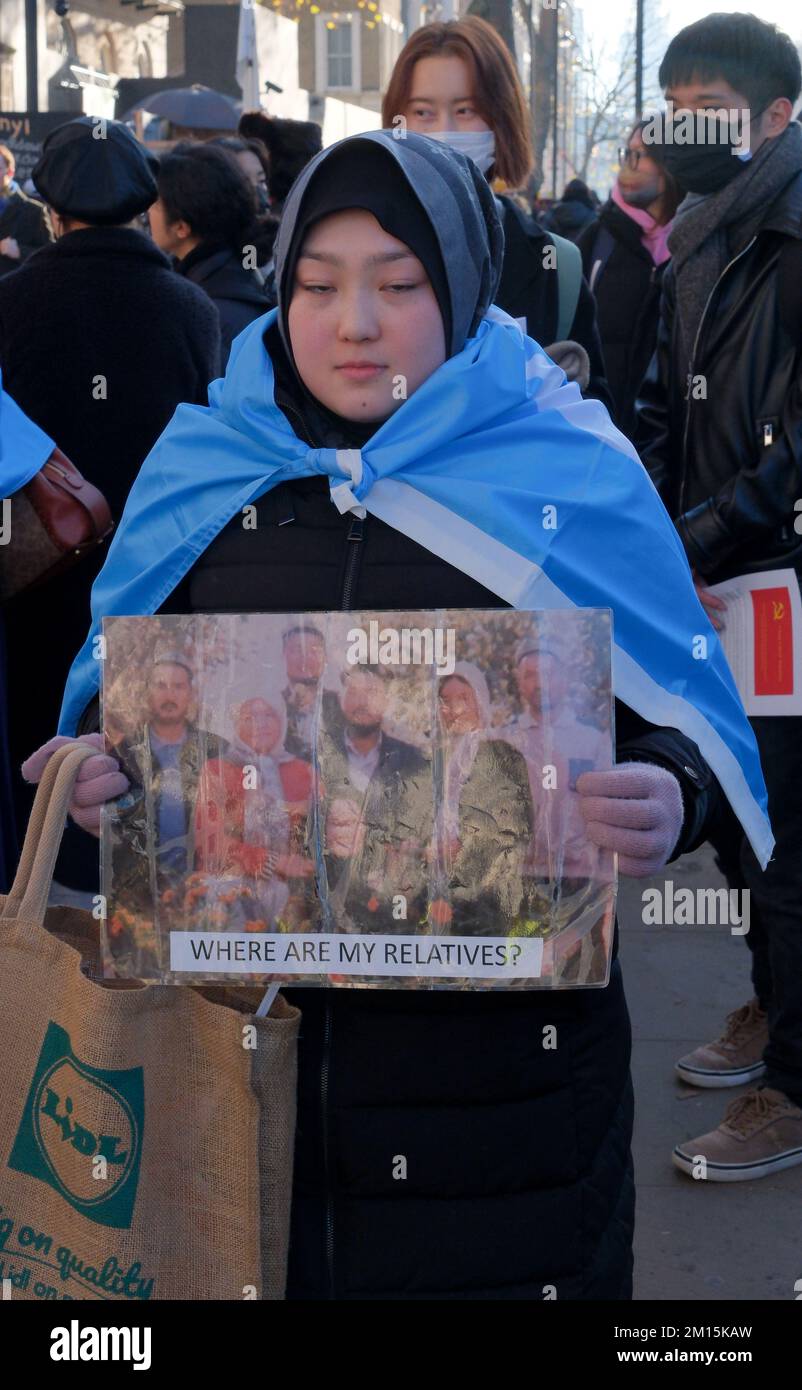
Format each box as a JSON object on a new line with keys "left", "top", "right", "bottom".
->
{"left": 0, "top": 742, "right": 300, "bottom": 1302}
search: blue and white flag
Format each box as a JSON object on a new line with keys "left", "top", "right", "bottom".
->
{"left": 59, "top": 308, "right": 773, "bottom": 867}
{"left": 0, "top": 371, "right": 55, "bottom": 497}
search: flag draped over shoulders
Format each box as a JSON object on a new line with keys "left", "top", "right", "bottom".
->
{"left": 0, "top": 372, "right": 55, "bottom": 495}
{"left": 58, "top": 306, "right": 773, "bottom": 867}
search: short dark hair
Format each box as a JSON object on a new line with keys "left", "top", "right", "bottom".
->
{"left": 150, "top": 656, "right": 193, "bottom": 681}
{"left": 283, "top": 623, "right": 324, "bottom": 645}
{"left": 238, "top": 111, "right": 322, "bottom": 209}
{"left": 561, "top": 178, "right": 595, "bottom": 208}
{"left": 156, "top": 142, "right": 255, "bottom": 249}
{"left": 659, "top": 12, "right": 802, "bottom": 113}
{"left": 209, "top": 134, "right": 271, "bottom": 185}
{"left": 341, "top": 662, "right": 394, "bottom": 684}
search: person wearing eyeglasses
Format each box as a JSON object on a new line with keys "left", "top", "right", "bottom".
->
{"left": 577, "top": 121, "right": 681, "bottom": 438}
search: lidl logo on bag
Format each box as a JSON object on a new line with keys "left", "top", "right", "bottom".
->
{"left": 8, "top": 1021, "right": 143, "bottom": 1229}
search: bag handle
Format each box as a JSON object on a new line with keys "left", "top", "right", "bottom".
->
{"left": 549, "top": 232, "right": 583, "bottom": 342}
{"left": 3, "top": 741, "right": 98, "bottom": 924}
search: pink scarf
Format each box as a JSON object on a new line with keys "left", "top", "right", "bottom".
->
{"left": 611, "top": 181, "right": 672, "bottom": 266}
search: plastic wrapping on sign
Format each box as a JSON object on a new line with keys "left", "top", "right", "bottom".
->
{"left": 100, "top": 609, "right": 617, "bottom": 988}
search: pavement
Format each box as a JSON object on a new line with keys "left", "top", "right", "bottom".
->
{"left": 618, "top": 843, "right": 802, "bottom": 1302}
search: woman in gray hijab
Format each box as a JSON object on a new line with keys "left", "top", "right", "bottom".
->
{"left": 434, "top": 661, "right": 533, "bottom": 934}
{"left": 30, "top": 129, "right": 725, "bottom": 1302}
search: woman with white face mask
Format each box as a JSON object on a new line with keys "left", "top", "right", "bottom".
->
{"left": 382, "top": 15, "right": 613, "bottom": 408}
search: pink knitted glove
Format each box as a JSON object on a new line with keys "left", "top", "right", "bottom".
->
{"left": 576, "top": 762, "right": 684, "bottom": 877}
{"left": 21, "top": 734, "right": 130, "bottom": 838}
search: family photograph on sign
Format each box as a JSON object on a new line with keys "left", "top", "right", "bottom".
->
{"left": 101, "top": 609, "right": 616, "bottom": 988}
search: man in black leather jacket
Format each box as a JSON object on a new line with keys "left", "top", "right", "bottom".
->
{"left": 637, "top": 12, "right": 802, "bottom": 1179}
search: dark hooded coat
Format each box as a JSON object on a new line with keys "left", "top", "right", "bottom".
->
{"left": 0, "top": 226, "right": 221, "bottom": 889}
{"left": 177, "top": 240, "right": 270, "bottom": 367}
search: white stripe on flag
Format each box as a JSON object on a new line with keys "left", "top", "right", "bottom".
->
{"left": 364, "top": 477, "right": 773, "bottom": 869}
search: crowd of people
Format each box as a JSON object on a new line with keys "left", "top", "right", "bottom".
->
{"left": 2, "top": 8, "right": 801, "bottom": 1300}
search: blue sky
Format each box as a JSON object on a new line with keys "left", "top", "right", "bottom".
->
{"left": 583, "top": 0, "right": 802, "bottom": 77}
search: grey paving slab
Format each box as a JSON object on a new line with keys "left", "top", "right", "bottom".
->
{"left": 634, "top": 1180, "right": 802, "bottom": 1302}
{"left": 620, "top": 929, "right": 753, "bottom": 1042}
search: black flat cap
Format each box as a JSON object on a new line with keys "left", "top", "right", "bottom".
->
{"left": 32, "top": 117, "right": 159, "bottom": 224}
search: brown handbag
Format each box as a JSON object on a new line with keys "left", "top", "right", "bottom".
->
{"left": 0, "top": 445, "right": 113, "bottom": 603}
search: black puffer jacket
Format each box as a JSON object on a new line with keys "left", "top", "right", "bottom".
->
{"left": 635, "top": 169, "right": 802, "bottom": 582}
{"left": 577, "top": 199, "right": 670, "bottom": 437}
{"left": 152, "top": 326, "right": 724, "bottom": 1300}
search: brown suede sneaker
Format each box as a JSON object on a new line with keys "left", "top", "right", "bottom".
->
{"left": 675, "top": 998, "right": 768, "bottom": 1088}
{"left": 672, "top": 1087, "right": 802, "bottom": 1181}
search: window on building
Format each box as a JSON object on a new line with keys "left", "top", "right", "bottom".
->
{"left": 0, "top": 49, "right": 14, "bottom": 111}
{"left": 327, "top": 21, "right": 353, "bottom": 89}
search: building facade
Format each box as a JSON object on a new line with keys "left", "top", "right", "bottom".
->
{"left": 296, "top": 0, "right": 405, "bottom": 116}
{"left": 1, "top": 1, "right": 382, "bottom": 143}
{"left": 0, "top": 0, "right": 178, "bottom": 113}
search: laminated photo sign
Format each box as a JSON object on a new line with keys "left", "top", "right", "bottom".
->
{"left": 101, "top": 609, "right": 617, "bottom": 988}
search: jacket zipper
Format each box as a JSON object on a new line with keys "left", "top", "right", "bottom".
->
{"left": 679, "top": 236, "right": 757, "bottom": 516}
{"left": 276, "top": 375, "right": 363, "bottom": 1298}
{"left": 320, "top": 509, "right": 365, "bottom": 1299}
{"left": 340, "top": 515, "right": 364, "bottom": 609}
{"left": 321, "top": 1001, "right": 335, "bottom": 1298}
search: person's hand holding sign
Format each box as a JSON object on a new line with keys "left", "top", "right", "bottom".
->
{"left": 22, "top": 734, "right": 129, "bottom": 836}
{"left": 692, "top": 570, "right": 727, "bottom": 632}
{"left": 576, "top": 763, "right": 684, "bottom": 877}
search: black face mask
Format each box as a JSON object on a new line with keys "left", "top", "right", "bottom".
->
{"left": 651, "top": 110, "right": 762, "bottom": 195}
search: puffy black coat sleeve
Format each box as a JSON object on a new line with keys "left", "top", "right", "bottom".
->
{"left": 634, "top": 264, "right": 677, "bottom": 506}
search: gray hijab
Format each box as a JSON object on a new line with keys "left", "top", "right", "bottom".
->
{"left": 273, "top": 129, "right": 505, "bottom": 360}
